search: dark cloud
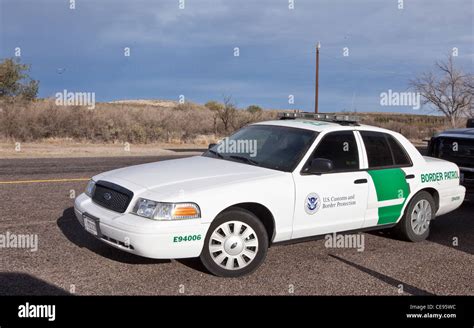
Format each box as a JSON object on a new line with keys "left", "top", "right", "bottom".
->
{"left": 1, "top": 0, "right": 472, "bottom": 112}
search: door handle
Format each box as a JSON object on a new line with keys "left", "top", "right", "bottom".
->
{"left": 405, "top": 174, "right": 415, "bottom": 180}
{"left": 354, "top": 179, "right": 367, "bottom": 184}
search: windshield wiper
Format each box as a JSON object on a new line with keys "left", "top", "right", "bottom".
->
{"left": 228, "top": 155, "right": 259, "bottom": 166}
{"left": 207, "top": 149, "right": 224, "bottom": 159}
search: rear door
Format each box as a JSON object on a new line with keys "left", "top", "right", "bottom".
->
{"left": 357, "top": 131, "right": 414, "bottom": 228}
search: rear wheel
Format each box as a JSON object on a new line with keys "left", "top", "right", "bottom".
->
{"left": 395, "top": 191, "right": 435, "bottom": 242}
{"left": 200, "top": 208, "right": 268, "bottom": 277}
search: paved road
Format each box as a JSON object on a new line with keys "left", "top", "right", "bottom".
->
{"left": 0, "top": 156, "right": 472, "bottom": 295}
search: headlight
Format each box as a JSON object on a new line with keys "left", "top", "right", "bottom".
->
{"left": 132, "top": 198, "right": 201, "bottom": 221}
{"left": 85, "top": 180, "right": 96, "bottom": 197}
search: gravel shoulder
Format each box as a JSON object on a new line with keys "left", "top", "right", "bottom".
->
{"left": 0, "top": 141, "right": 205, "bottom": 159}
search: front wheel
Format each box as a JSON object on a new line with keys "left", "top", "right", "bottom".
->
{"left": 395, "top": 191, "right": 435, "bottom": 242}
{"left": 200, "top": 208, "right": 268, "bottom": 277}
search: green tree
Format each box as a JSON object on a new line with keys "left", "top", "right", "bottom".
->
{"left": 0, "top": 58, "right": 39, "bottom": 100}
{"left": 205, "top": 100, "right": 224, "bottom": 112}
{"left": 246, "top": 105, "right": 262, "bottom": 114}
{"left": 204, "top": 97, "right": 237, "bottom": 133}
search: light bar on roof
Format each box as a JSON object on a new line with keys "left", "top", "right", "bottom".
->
{"left": 278, "top": 112, "right": 360, "bottom": 123}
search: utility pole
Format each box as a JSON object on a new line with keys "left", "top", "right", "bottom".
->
{"left": 315, "top": 42, "right": 321, "bottom": 113}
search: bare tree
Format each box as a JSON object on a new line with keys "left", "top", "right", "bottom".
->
{"left": 410, "top": 56, "right": 473, "bottom": 127}
{"left": 219, "top": 95, "right": 237, "bottom": 132}
{"left": 464, "top": 74, "right": 474, "bottom": 117}
{"left": 204, "top": 100, "right": 223, "bottom": 135}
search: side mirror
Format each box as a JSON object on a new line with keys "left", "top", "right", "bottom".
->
{"left": 208, "top": 143, "right": 217, "bottom": 149}
{"left": 306, "top": 158, "right": 334, "bottom": 174}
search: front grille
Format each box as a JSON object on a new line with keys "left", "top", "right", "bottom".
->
{"left": 92, "top": 180, "right": 134, "bottom": 213}
{"left": 461, "top": 170, "right": 474, "bottom": 193}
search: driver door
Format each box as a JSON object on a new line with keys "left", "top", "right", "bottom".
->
{"left": 291, "top": 131, "right": 369, "bottom": 239}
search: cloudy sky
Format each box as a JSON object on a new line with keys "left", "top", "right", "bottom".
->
{"left": 1, "top": 0, "right": 473, "bottom": 113}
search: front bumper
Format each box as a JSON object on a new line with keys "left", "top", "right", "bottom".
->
{"left": 74, "top": 193, "right": 209, "bottom": 259}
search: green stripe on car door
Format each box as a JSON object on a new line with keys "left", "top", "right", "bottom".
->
{"left": 367, "top": 168, "right": 410, "bottom": 225}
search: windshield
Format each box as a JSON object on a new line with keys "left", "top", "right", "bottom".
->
{"left": 203, "top": 125, "right": 318, "bottom": 172}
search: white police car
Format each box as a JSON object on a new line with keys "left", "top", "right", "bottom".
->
{"left": 74, "top": 113, "right": 465, "bottom": 277}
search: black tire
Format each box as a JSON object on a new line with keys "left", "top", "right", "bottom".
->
{"left": 395, "top": 191, "right": 435, "bottom": 242}
{"left": 200, "top": 208, "right": 268, "bottom": 277}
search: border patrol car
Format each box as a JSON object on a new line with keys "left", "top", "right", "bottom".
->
{"left": 74, "top": 113, "right": 465, "bottom": 277}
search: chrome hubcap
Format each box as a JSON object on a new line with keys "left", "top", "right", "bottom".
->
{"left": 411, "top": 199, "right": 432, "bottom": 235}
{"left": 209, "top": 221, "right": 259, "bottom": 270}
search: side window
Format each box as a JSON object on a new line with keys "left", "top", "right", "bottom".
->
{"left": 386, "top": 134, "right": 411, "bottom": 166}
{"left": 360, "top": 131, "right": 411, "bottom": 168}
{"left": 310, "top": 131, "right": 359, "bottom": 171}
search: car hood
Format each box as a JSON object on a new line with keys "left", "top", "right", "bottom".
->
{"left": 94, "top": 156, "right": 281, "bottom": 194}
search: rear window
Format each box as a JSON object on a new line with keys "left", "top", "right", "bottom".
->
{"left": 360, "top": 131, "right": 411, "bottom": 168}
{"left": 387, "top": 135, "right": 411, "bottom": 166}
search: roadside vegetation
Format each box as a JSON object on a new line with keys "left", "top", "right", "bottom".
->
{"left": 0, "top": 98, "right": 277, "bottom": 144}
{"left": 0, "top": 98, "right": 458, "bottom": 145}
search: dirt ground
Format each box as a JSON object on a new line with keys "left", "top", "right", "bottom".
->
{"left": 0, "top": 141, "right": 205, "bottom": 158}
